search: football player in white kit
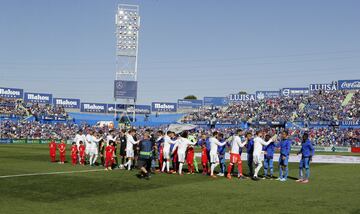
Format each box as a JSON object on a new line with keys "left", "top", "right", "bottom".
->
{"left": 161, "top": 131, "right": 176, "bottom": 173}
{"left": 227, "top": 129, "right": 247, "bottom": 179}
{"left": 124, "top": 129, "right": 140, "bottom": 170}
{"left": 86, "top": 130, "right": 103, "bottom": 166}
{"left": 209, "top": 132, "right": 227, "bottom": 178}
{"left": 171, "top": 131, "right": 196, "bottom": 175}
{"left": 253, "top": 130, "right": 276, "bottom": 180}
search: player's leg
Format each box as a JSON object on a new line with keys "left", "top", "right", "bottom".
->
{"left": 193, "top": 158, "right": 199, "bottom": 173}
{"left": 89, "top": 153, "right": 94, "bottom": 166}
{"left": 269, "top": 158, "right": 274, "bottom": 177}
{"left": 263, "top": 158, "right": 269, "bottom": 177}
{"left": 253, "top": 155, "right": 262, "bottom": 178}
{"left": 93, "top": 149, "right": 99, "bottom": 166}
{"left": 297, "top": 158, "right": 304, "bottom": 182}
{"left": 238, "top": 158, "right": 243, "bottom": 178}
{"left": 283, "top": 156, "right": 289, "bottom": 181}
{"left": 278, "top": 156, "right": 283, "bottom": 179}
{"left": 210, "top": 154, "right": 219, "bottom": 177}
{"left": 227, "top": 154, "right": 234, "bottom": 178}
{"left": 218, "top": 156, "right": 225, "bottom": 176}
{"left": 247, "top": 155, "right": 254, "bottom": 177}
{"left": 303, "top": 157, "right": 310, "bottom": 183}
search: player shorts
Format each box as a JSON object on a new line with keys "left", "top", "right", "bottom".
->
{"left": 230, "top": 153, "right": 241, "bottom": 163}
{"left": 163, "top": 150, "right": 170, "bottom": 159}
{"left": 89, "top": 148, "right": 98, "bottom": 156}
{"left": 279, "top": 155, "right": 289, "bottom": 166}
{"left": 177, "top": 152, "right": 185, "bottom": 163}
{"left": 300, "top": 157, "right": 310, "bottom": 169}
{"left": 253, "top": 154, "right": 263, "bottom": 165}
{"left": 210, "top": 153, "right": 219, "bottom": 163}
{"left": 120, "top": 146, "right": 126, "bottom": 156}
{"left": 126, "top": 149, "right": 134, "bottom": 158}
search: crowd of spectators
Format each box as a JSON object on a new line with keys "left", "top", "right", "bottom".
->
{"left": 182, "top": 90, "right": 359, "bottom": 124}
{"left": 0, "top": 98, "right": 68, "bottom": 119}
{"left": 0, "top": 98, "right": 28, "bottom": 116}
{"left": 0, "top": 89, "right": 359, "bottom": 147}
{"left": 26, "top": 103, "right": 68, "bottom": 119}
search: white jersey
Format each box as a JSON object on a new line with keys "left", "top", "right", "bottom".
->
{"left": 209, "top": 137, "right": 227, "bottom": 155}
{"left": 74, "top": 134, "right": 86, "bottom": 147}
{"left": 163, "top": 135, "right": 175, "bottom": 153}
{"left": 172, "top": 137, "right": 196, "bottom": 154}
{"left": 106, "top": 134, "right": 117, "bottom": 146}
{"left": 89, "top": 135, "right": 102, "bottom": 150}
{"left": 85, "top": 134, "right": 92, "bottom": 150}
{"left": 253, "top": 136, "right": 273, "bottom": 156}
{"left": 125, "top": 134, "right": 138, "bottom": 151}
{"left": 230, "top": 136, "right": 247, "bottom": 154}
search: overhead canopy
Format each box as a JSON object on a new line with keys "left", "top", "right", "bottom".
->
{"left": 168, "top": 124, "right": 197, "bottom": 134}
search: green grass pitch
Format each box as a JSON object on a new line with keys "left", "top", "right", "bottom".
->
{"left": 0, "top": 144, "right": 359, "bottom": 214}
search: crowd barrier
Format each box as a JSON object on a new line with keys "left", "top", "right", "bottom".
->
{"left": 0, "top": 139, "right": 73, "bottom": 145}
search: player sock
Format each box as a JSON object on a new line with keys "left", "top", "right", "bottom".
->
{"left": 166, "top": 161, "right": 170, "bottom": 172}
{"left": 227, "top": 164, "right": 233, "bottom": 175}
{"left": 238, "top": 163, "right": 243, "bottom": 176}
{"left": 210, "top": 163, "right": 218, "bottom": 176}
{"left": 89, "top": 156, "right": 93, "bottom": 166}
{"left": 179, "top": 163, "right": 183, "bottom": 174}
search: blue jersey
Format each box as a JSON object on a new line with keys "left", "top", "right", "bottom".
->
{"left": 170, "top": 137, "right": 176, "bottom": 151}
{"left": 300, "top": 139, "right": 315, "bottom": 158}
{"left": 278, "top": 139, "right": 292, "bottom": 156}
{"left": 264, "top": 142, "right": 276, "bottom": 159}
{"left": 218, "top": 142, "right": 226, "bottom": 156}
{"left": 246, "top": 139, "right": 254, "bottom": 155}
{"left": 156, "top": 137, "right": 164, "bottom": 150}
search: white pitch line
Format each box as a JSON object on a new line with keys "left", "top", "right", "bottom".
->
{"left": 0, "top": 169, "right": 105, "bottom": 179}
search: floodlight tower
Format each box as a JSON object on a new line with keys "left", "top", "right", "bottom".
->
{"left": 115, "top": 4, "right": 140, "bottom": 122}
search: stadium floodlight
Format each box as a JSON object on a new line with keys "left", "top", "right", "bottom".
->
{"left": 114, "top": 4, "right": 140, "bottom": 122}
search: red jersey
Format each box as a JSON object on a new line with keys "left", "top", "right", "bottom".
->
{"left": 201, "top": 147, "right": 208, "bottom": 163}
{"left": 58, "top": 143, "right": 66, "bottom": 153}
{"left": 49, "top": 141, "right": 57, "bottom": 152}
{"left": 71, "top": 145, "right": 78, "bottom": 156}
{"left": 79, "top": 145, "right": 85, "bottom": 156}
{"left": 105, "top": 145, "right": 115, "bottom": 158}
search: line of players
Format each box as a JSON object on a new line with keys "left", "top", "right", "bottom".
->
{"left": 48, "top": 128, "right": 315, "bottom": 183}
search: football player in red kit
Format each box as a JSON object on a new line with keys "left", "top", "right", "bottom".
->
{"left": 78, "top": 141, "right": 86, "bottom": 165}
{"left": 49, "top": 140, "right": 57, "bottom": 162}
{"left": 186, "top": 145, "right": 195, "bottom": 174}
{"left": 105, "top": 141, "right": 115, "bottom": 170}
{"left": 201, "top": 144, "right": 208, "bottom": 175}
{"left": 58, "top": 140, "right": 66, "bottom": 164}
{"left": 71, "top": 142, "right": 78, "bottom": 165}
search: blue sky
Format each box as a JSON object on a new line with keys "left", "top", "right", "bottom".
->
{"left": 0, "top": 0, "right": 359, "bottom": 104}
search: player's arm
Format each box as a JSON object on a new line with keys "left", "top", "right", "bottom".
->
{"left": 215, "top": 139, "right": 227, "bottom": 147}
{"left": 188, "top": 139, "right": 197, "bottom": 146}
{"left": 129, "top": 136, "right": 140, "bottom": 145}
{"left": 94, "top": 136, "right": 103, "bottom": 143}
{"left": 236, "top": 137, "right": 247, "bottom": 148}
{"left": 259, "top": 137, "right": 274, "bottom": 146}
